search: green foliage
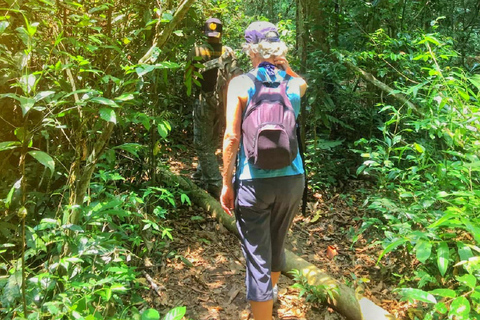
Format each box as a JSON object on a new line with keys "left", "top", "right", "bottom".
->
{"left": 0, "top": 0, "right": 194, "bottom": 318}
{"left": 289, "top": 269, "right": 338, "bottom": 306}
{"left": 354, "top": 30, "right": 480, "bottom": 318}
{"left": 0, "top": 172, "right": 190, "bottom": 319}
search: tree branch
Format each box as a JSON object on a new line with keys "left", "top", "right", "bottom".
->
{"left": 344, "top": 60, "right": 420, "bottom": 116}
{"left": 139, "top": 0, "right": 196, "bottom": 64}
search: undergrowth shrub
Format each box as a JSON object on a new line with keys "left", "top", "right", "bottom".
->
{"left": 355, "top": 30, "right": 480, "bottom": 319}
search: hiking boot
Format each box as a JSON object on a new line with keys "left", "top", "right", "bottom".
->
{"left": 191, "top": 170, "right": 203, "bottom": 182}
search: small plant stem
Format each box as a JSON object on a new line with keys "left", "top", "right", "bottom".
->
{"left": 21, "top": 215, "right": 27, "bottom": 315}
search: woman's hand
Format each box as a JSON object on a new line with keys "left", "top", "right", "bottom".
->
{"left": 274, "top": 56, "right": 290, "bottom": 71}
{"left": 220, "top": 183, "right": 235, "bottom": 216}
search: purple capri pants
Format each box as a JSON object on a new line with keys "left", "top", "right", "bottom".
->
{"left": 235, "top": 174, "right": 305, "bottom": 302}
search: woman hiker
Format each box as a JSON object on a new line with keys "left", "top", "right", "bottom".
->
{"left": 220, "top": 21, "right": 308, "bottom": 320}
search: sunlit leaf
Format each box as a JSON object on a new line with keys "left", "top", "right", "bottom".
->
{"left": 0, "top": 21, "right": 10, "bottom": 34}
{"left": 378, "top": 238, "right": 408, "bottom": 262}
{"left": 114, "top": 93, "right": 135, "bottom": 101}
{"left": 5, "top": 178, "right": 21, "bottom": 209}
{"left": 468, "top": 74, "right": 480, "bottom": 91}
{"left": 157, "top": 121, "right": 170, "bottom": 138}
{"left": 396, "top": 288, "right": 437, "bottom": 303}
{"left": 0, "top": 141, "right": 21, "bottom": 151}
{"left": 457, "top": 242, "right": 473, "bottom": 262}
{"left": 181, "top": 193, "right": 191, "bottom": 205}
{"left": 113, "top": 143, "right": 144, "bottom": 158}
{"left": 28, "top": 150, "right": 55, "bottom": 175}
{"left": 429, "top": 288, "right": 457, "bottom": 298}
{"left": 19, "top": 74, "right": 36, "bottom": 94}
{"left": 34, "top": 91, "right": 55, "bottom": 102}
{"left": 136, "top": 65, "right": 155, "bottom": 76}
{"left": 141, "top": 308, "right": 160, "bottom": 320}
{"left": 434, "top": 302, "right": 448, "bottom": 314}
{"left": 448, "top": 296, "right": 470, "bottom": 319}
{"left": 91, "top": 97, "right": 119, "bottom": 108}
{"left": 456, "top": 274, "right": 476, "bottom": 289}
{"left": 99, "top": 108, "right": 116, "bottom": 123}
{"left": 162, "top": 306, "right": 186, "bottom": 320}
{"left": 437, "top": 241, "right": 449, "bottom": 277}
{"left": 415, "top": 239, "right": 432, "bottom": 263}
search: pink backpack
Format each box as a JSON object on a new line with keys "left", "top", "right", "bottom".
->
{"left": 242, "top": 72, "right": 298, "bottom": 170}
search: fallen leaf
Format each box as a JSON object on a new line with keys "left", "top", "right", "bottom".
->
{"left": 327, "top": 245, "right": 338, "bottom": 260}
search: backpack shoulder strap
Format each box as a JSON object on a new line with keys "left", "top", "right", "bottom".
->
{"left": 245, "top": 72, "right": 257, "bottom": 82}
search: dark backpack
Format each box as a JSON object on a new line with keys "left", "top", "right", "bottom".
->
{"left": 242, "top": 72, "right": 298, "bottom": 170}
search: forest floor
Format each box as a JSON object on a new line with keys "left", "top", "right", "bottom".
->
{"left": 142, "top": 143, "right": 411, "bottom": 320}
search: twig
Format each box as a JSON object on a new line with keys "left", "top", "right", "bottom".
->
{"left": 143, "top": 271, "right": 165, "bottom": 297}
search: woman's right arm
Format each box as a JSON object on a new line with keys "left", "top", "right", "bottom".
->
{"left": 220, "top": 75, "right": 249, "bottom": 215}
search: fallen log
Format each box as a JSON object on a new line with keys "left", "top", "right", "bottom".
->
{"left": 158, "top": 168, "right": 396, "bottom": 320}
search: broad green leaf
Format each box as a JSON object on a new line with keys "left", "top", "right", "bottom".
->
{"left": 110, "top": 284, "right": 128, "bottom": 292}
{"left": 19, "top": 74, "right": 36, "bottom": 94}
{"left": 34, "top": 91, "right": 55, "bottom": 102}
{"left": 157, "top": 122, "right": 170, "bottom": 138}
{"left": 135, "top": 112, "right": 151, "bottom": 130}
{"left": 113, "top": 143, "right": 143, "bottom": 158}
{"left": 161, "top": 12, "right": 174, "bottom": 23}
{"left": 114, "top": 93, "right": 135, "bottom": 101}
{"left": 415, "top": 239, "right": 432, "bottom": 263}
{"left": 434, "top": 302, "right": 448, "bottom": 314}
{"left": 173, "top": 30, "right": 184, "bottom": 36}
{"left": 154, "top": 61, "right": 180, "bottom": 69}
{"left": 136, "top": 65, "right": 155, "bottom": 76}
{"left": 141, "top": 308, "right": 160, "bottom": 320}
{"left": 162, "top": 306, "right": 186, "bottom": 320}
{"left": 19, "top": 96, "right": 35, "bottom": 116}
{"left": 456, "top": 274, "right": 476, "bottom": 289}
{"left": 90, "top": 97, "right": 119, "bottom": 108}
{"left": 378, "top": 238, "right": 408, "bottom": 262}
{"left": 44, "top": 301, "right": 60, "bottom": 314}
{"left": 5, "top": 178, "right": 21, "bottom": 209}
{"left": 28, "top": 151, "right": 55, "bottom": 175}
{"left": 3, "top": 270, "right": 22, "bottom": 305}
{"left": 448, "top": 296, "right": 470, "bottom": 319}
{"left": 27, "top": 22, "right": 39, "bottom": 37}
{"left": 429, "top": 288, "right": 457, "bottom": 298}
{"left": 396, "top": 288, "right": 437, "bottom": 303}
{"left": 0, "top": 21, "right": 9, "bottom": 34}
{"left": 437, "top": 241, "right": 449, "bottom": 277}
{"left": 0, "top": 93, "right": 36, "bottom": 116}
{"left": 0, "top": 141, "right": 21, "bottom": 151}
{"left": 413, "top": 143, "right": 425, "bottom": 153}
{"left": 99, "top": 108, "right": 116, "bottom": 123}
{"left": 468, "top": 74, "right": 480, "bottom": 91}
{"left": 181, "top": 193, "right": 191, "bottom": 205}
{"left": 460, "top": 217, "right": 480, "bottom": 244}
{"left": 457, "top": 242, "right": 473, "bottom": 262}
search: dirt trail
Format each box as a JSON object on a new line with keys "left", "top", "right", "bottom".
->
{"left": 142, "top": 147, "right": 406, "bottom": 319}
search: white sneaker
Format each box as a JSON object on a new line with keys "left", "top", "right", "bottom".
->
{"left": 272, "top": 285, "right": 278, "bottom": 304}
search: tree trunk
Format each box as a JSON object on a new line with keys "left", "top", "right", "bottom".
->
{"left": 69, "top": 121, "right": 115, "bottom": 225}
{"left": 158, "top": 168, "right": 397, "bottom": 320}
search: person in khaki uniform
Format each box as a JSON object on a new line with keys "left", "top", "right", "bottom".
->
{"left": 189, "top": 17, "right": 241, "bottom": 197}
